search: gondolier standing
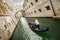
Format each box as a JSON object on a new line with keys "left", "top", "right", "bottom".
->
{"left": 35, "top": 19, "right": 40, "bottom": 30}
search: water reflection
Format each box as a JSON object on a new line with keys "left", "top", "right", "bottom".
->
{"left": 20, "top": 17, "right": 43, "bottom": 40}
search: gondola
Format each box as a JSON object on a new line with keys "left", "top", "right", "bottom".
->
{"left": 29, "top": 25, "right": 49, "bottom": 32}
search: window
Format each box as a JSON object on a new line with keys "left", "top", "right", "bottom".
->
{"left": 31, "top": 2, "right": 33, "bottom": 6}
{"left": 39, "top": 9, "right": 41, "bottom": 12}
{"left": 34, "top": 11, "right": 36, "bottom": 13}
{"left": 24, "top": 11, "right": 25, "bottom": 12}
{"left": 4, "top": 25, "right": 7, "bottom": 29}
{"left": 45, "top": 6, "right": 50, "bottom": 10}
{"left": 26, "top": 0, "right": 28, "bottom": 2}
{"left": 0, "top": 37, "right": 2, "bottom": 39}
{"left": 31, "top": 12, "right": 33, "bottom": 14}
{"left": 29, "top": 13, "right": 30, "bottom": 14}
{"left": 29, "top": 5, "right": 30, "bottom": 8}
{"left": 27, "top": 7, "right": 29, "bottom": 9}
{"left": 35, "top": 0, "right": 38, "bottom": 2}
{"left": 0, "top": 10, "right": 1, "bottom": 13}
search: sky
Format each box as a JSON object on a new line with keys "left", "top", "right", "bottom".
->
{"left": 11, "top": 0, "right": 24, "bottom": 9}
{"left": 4, "top": 0, "right": 24, "bottom": 10}
{"left": 12, "top": 0, "right": 24, "bottom": 5}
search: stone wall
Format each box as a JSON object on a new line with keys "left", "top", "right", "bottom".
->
{"left": 0, "top": 0, "right": 11, "bottom": 15}
{"left": 0, "top": 0, "right": 23, "bottom": 40}
{"left": 51, "top": 0, "right": 60, "bottom": 16}
{"left": 23, "top": 0, "right": 54, "bottom": 17}
{"left": 0, "top": 11, "right": 21, "bottom": 40}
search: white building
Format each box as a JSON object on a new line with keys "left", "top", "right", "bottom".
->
{"left": 0, "top": 0, "right": 23, "bottom": 40}
{"left": 23, "top": 0, "right": 60, "bottom": 18}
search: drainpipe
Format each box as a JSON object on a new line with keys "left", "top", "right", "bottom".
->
{"left": 49, "top": 0, "right": 56, "bottom": 16}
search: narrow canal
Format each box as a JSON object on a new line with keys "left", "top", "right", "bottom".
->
{"left": 10, "top": 18, "right": 60, "bottom": 40}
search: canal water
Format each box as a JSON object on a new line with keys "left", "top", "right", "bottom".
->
{"left": 10, "top": 17, "right": 60, "bottom": 40}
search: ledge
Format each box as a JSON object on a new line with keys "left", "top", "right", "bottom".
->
{"left": 53, "top": 16, "right": 60, "bottom": 19}
{"left": 0, "top": 13, "right": 10, "bottom": 16}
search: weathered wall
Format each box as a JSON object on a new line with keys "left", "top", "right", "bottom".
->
{"left": 0, "top": 0, "right": 11, "bottom": 15}
{"left": 23, "top": 0, "right": 54, "bottom": 17}
{"left": 0, "top": 0, "right": 23, "bottom": 40}
{"left": 0, "top": 12, "right": 21, "bottom": 40}
{"left": 51, "top": 0, "right": 60, "bottom": 16}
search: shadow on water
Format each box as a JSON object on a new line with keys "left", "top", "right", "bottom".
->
{"left": 32, "top": 30, "right": 55, "bottom": 40}
{"left": 32, "top": 30, "right": 50, "bottom": 37}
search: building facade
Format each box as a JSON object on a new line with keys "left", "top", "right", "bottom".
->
{"left": 0, "top": 0, "right": 23, "bottom": 40}
{"left": 51, "top": 0, "right": 60, "bottom": 18}
{"left": 0, "top": 0, "right": 11, "bottom": 15}
{"left": 23, "top": 0, "right": 60, "bottom": 18}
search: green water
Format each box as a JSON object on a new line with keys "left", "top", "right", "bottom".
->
{"left": 10, "top": 18, "right": 60, "bottom": 40}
